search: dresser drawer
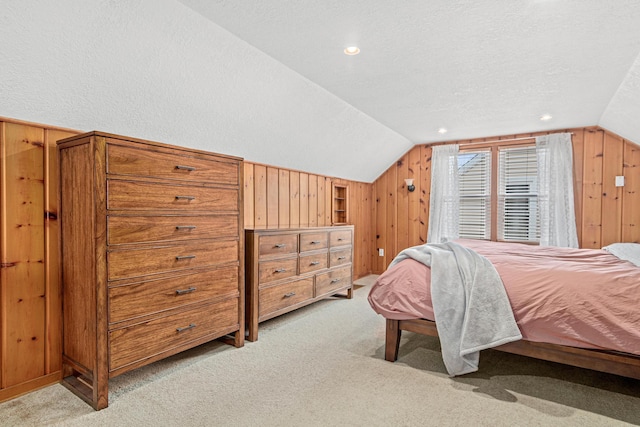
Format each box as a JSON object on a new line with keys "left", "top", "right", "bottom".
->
{"left": 108, "top": 240, "right": 238, "bottom": 281}
{"left": 299, "top": 251, "right": 328, "bottom": 274}
{"left": 330, "top": 229, "right": 352, "bottom": 247}
{"left": 107, "top": 180, "right": 238, "bottom": 212}
{"left": 299, "top": 232, "right": 328, "bottom": 252}
{"left": 258, "top": 234, "right": 298, "bottom": 258}
{"left": 108, "top": 215, "right": 238, "bottom": 245}
{"left": 259, "top": 277, "right": 314, "bottom": 318}
{"left": 109, "top": 266, "right": 239, "bottom": 324}
{"left": 329, "top": 248, "right": 352, "bottom": 268}
{"left": 107, "top": 143, "right": 238, "bottom": 185}
{"left": 258, "top": 257, "right": 298, "bottom": 284}
{"left": 109, "top": 298, "right": 239, "bottom": 372}
{"left": 315, "top": 265, "right": 352, "bottom": 297}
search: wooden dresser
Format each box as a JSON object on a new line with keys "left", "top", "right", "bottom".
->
{"left": 245, "top": 226, "right": 354, "bottom": 341}
{"left": 58, "top": 131, "right": 244, "bottom": 410}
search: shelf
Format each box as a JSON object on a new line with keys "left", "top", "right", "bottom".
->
{"left": 332, "top": 183, "right": 349, "bottom": 225}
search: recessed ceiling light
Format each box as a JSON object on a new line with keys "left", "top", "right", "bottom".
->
{"left": 344, "top": 46, "right": 360, "bottom": 55}
{"left": 438, "top": 128, "right": 448, "bottom": 134}
{"left": 540, "top": 114, "right": 553, "bottom": 121}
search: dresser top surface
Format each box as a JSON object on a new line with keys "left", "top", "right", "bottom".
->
{"left": 57, "top": 130, "right": 243, "bottom": 162}
{"left": 246, "top": 225, "right": 353, "bottom": 234}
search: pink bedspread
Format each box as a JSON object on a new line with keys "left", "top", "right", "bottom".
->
{"left": 368, "top": 239, "right": 640, "bottom": 355}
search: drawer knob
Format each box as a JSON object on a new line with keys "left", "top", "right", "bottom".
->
{"left": 337, "top": 256, "right": 346, "bottom": 260}
{"left": 337, "top": 238, "right": 343, "bottom": 241}
{"left": 175, "top": 165, "right": 196, "bottom": 171}
{"left": 274, "top": 244, "right": 286, "bottom": 248}
{"left": 311, "top": 241, "right": 321, "bottom": 244}
{"left": 176, "top": 287, "right": 197, "bottom": 295}
{"left": 274, "top": 268, "right": 287, "bottom": 273}
{"left": 176, "top": 225, "right": 197, "bottom": 230}
{"left": 175, "top": 195, "right": 196, "bottom": 201}
{"left": 175, "top": 255, "right": 196, "bottom": 260}
{"left": 330, "top": 279, "right": 340, "bottom": 284}
{"left": 283, "top": 292, "right": 296, "bottom": 298}
{"left": 310, "top": 261, "right": 320, "bottom": 265}
{"left": 176, "top": 323, "right": 197, "bottom": 332}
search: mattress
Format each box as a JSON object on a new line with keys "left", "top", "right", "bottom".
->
{"left": 368, "top": 239, "right": 640, "bottom": 356}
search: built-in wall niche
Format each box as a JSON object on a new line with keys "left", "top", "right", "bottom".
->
{"left": 332, "top": 183, "right": 349, "bottom": 225}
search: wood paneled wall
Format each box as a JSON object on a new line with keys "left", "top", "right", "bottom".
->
{"left": 372, "top": 127, "right": 640, "bottom": 273}
{"left": 0, "top": 116, "right": 376, "bottom": 404}
{"left": 582, "top": 129, "right": 640, "bottom": 247}
{"left": 243, "top": 163, "right": 375, "bottom": 279}
{"left": 373, "top": 145, "right": 432, "bottom": 274}
{"left": 4, "top": 114, "right": 637, "bottom": 403}
{"left": 0, "top": 118, "right": 79, "bottom": 402}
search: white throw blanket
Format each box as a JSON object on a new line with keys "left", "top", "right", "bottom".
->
{"left": 389, "top": 242, "right": 522, "bottom": 376}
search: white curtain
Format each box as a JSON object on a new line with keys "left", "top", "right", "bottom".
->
{"left": 427, "top": 144, "right": 459, "bottom": 243}
{"left": 536, "top": 133, "right": 578, "bottom": 247}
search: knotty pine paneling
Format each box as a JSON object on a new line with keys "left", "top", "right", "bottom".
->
{"left": 407, "top": 146, "right": 423, "bottom": 248}
{"left": 4, "top": 115, "right": 633, "bottom": 403}
{"left": 2, "top": 122, "right": 46, "bottom": 388}
{"left": 300, "top": 173, "right": 309, "bottom": 227}
{"left": 419, "top": 145, "right": 433, "bottom": 247}
{"left": 385, "top": 167, "right": 397, "bottom": 269}
{"left": 253, "top": 164, "right": 267, "bottom": 228}
{"left": 374, "top": 168, "right": 388, "bottom": 273}
{"left": 267, "top": 167, "right": 279, "bottom": 229}
{"left": 0, "top": 117, "right": 79, "bottom": 403}
{"left": 44, "top": 129, "right": 72, "bottom": 374}
{"left": 243, "top": 162, "right": 255, "bottom": 229}
{"left": 601, "top": 132, "right": 624, "bottom": 247}
{"left": 372, "top": 127, "right": 640, "bottom": 273}
{"left": 244, "top": 162, "right": 375, "bottom": 279}
{"left": 396, "top": 154, "right": 410, "bottom": 254}
{"left": 289, "top": 171, "right": 300, "bottom": 228}
{"left": 373, "top": 146, "right": 431, "bottom": 269}
{"left": 581, "top": 128, "right": 639, "bottom": 248}
{"left": 308, "top": 174, "right": 318, "bottom": 227}
{"left": 332, "top": 178, "right": 374, "bottom": 280}
{"left": 278, "top": 169, "right": 290, "bottom": 228}
{"left": 582, "top": 129, "right": 604, "bottom": 248}
{"left": 623, "top": 141, "right": 640, "bottom": 243}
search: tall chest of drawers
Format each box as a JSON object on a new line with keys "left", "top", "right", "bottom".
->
{"left": 245, "top": 226, "right": 354, "bottom": 341}
{"left": 58, "top": 131, "right": 244, "bottom": 410}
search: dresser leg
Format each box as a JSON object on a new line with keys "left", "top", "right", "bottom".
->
{"left": 233, "top": 328, "right": 245, "bottom": 347}
{"left": 246, "top": 327, "right": 258, "bottom": 342}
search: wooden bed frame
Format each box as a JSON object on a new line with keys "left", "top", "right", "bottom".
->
{"left": 385, "top": 318, "right": 640, "bottom": 380}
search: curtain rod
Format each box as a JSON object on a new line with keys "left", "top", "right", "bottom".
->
{"left": 456, "top": 132, "right": 575, "bottom": 147}
{"left": 462, "top": 136, "right": 534, "bottom": 146}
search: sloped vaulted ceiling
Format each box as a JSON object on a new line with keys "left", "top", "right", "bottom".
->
{"left": 178, "top": 0, "right": 640, "bottom": 153}
{"left": 2, "top": 1, "right": 640, "bottom": 182}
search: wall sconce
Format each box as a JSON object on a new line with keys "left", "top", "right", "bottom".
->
{"left": 405, "top": 178, "right": 415, "bottom": 192}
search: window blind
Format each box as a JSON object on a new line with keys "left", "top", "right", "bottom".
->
{"left": 498, "top": 146, "right": 539, "bottom": 242}
{"left": 458, "top": 151, "right": 491, "bottom": 240}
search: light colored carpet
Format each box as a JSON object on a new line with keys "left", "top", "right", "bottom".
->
{"left": 2, "top": 275, "right": 639, "bottom": 426}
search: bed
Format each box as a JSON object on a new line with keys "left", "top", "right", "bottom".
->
{"left": 368, "top": 239, "right": 640, "bottom": 380}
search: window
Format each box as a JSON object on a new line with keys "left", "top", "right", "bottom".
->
{"left": 459, "top": 151, "right": 491, "bottom": 239}
{"left": 498, "top": 146, "right": 539, "bottom": 242}
{"left": 458, "top": 144, "right": 539, "bottom": 243}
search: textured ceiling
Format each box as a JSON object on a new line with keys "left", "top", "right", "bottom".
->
{"left": 179, "top": 0, "right": 640, "bottom": 144}
{"left": 2, "top": 1, "right": 640, "bottom": 183}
